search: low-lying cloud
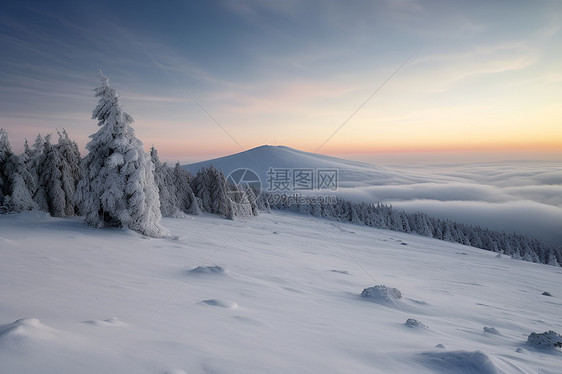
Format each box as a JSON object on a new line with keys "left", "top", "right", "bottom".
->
{"left": 392, "top": 199, "right": 562, "bottom": 246}
{"left": 334, "top": 161, "right": 562, "bottom": 246}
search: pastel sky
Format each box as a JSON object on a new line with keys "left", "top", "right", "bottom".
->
{"left": 1, "top": 0, "right": 561, "bottom": 164}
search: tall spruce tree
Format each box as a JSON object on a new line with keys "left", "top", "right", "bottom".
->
{"left": 56, "top": 130, "right": 81, "bottom": 216}
{"left": 77, "top": 71, "right": 168, "bottom": 237}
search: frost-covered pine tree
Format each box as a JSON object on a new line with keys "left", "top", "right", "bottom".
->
{"left": 172, "top": 162, "right": 200, "bottom": 215}
{"left": 77, "top": 71, "right": 168, "bottom": 237}
{"left": 3, "top": 152, "right": 38, "bottom": 213}
{"left": 547, "top": 251, "right": 560, "bottom": 267}
{"left": 29, "top": 134, "right": 50, "bottom": 211}
{"left": 39, "top": 131, "right": 81, "bottom": 217}
{"left": 193, "top": 167, "right": 213, "bottom": 213}
{"left": 150, "top": 147, "right": 201, "bottom": 217}
{"left": 56, "top": 130, "right": 81, "bottom": 216}
{"left": 0, "top": 131, "right": 40, "bottom": 212}
{"left": 192, "top": 166, "right": 259, "bottom": 219}
{"left": 151, "top": 146, "right": 183, "bottom": 217}
{"left": 39, "top": 135, "right": 66, "bottom": 216}
{"left": 0, "top": 128, "right": 13, "bottom": 206}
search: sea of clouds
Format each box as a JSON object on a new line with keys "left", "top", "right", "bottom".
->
{"left": 336, "top": 161, "right": 562, "bottom": 246}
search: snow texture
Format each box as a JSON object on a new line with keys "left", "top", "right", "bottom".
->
{"left": 483, "top": 326, "right": 502, "bottom": 335}
{"left": 1, "top": 211, "right": 562, "bottom": 374}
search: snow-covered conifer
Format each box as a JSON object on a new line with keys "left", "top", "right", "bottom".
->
{"left": 77, "top": 71, "right": 168, "bottom": 237}
{"left": 0, "top": 129, "right": 13, "bottom": 205}
{"left": 193, "top": 167, "right": 213, "bottom": 213}
{"left": 173, "top": 162, "right": 200, "bottom": 215}
{"left": 151, "top": 146, "right": 180, "bottom": 217}
{"left": 28, "top": 134, "right": 49, "bottom": 211}
{"left": 547, "top": 251, "right": 560, "bottom": 267}
{"left": 207, "top": 166, "right": 233, "bottom": 217}
{"left": 56, "top": 130, "right": 81, "bottom": 216}
{"left": 3, "top": 152, "right": 38, "bottom": 212}
{"left": 40, "top": 136, "right": 66, "bottom": 216}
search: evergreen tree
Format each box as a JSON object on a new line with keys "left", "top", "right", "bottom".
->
{"left": 151, "top": 146, "right": 180, "bottom": 217}
{"left": 56, "top": 130, "right": 81, "bottom": 216}
{"left": 0, "top": 129, "right": 13, "bottom": 206}
{"left": 173, "top": 162, "right": 200, "bottom": 215}
{"left": 77, "top": 71, "right": 168, "bottom": 237}
{"left": 3, "top": 152, "right": 38, "bottom": 212}
{"left": 29, "top": 134, "right": 50, "bottom": 211}
{"left": 40, "top": 136, "right": 66, "bottom": 216}
{"left": 37, "top": 131, "right": 80, "bottom": 217}
{"left": 547, "top": 251, "right": 560, "bottom": 267}
{"left": 193, "top": 167, "right": 213, "bottom": 213}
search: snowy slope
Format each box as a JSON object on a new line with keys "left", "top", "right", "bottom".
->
{"left": 1, "top": 212, "right": 561, "bottom": 374}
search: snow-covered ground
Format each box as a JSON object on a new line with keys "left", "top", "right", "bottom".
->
{"left": 1, "top": 211, "right": 561, "bottom": 374}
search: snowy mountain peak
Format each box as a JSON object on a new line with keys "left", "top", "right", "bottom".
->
{"left": 183, "top": 145, "right": 414, "bottom": 188}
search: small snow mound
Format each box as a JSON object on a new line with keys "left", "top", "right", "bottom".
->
{"left": 419, "top": 350, "right": 501, "bottom": 374}
{"left": 405, "top": 318, "right": 428, "bottom": 329}
{"left": 435, "top": 344, "right": 446, "bottom": 349}
{"left": 527, "top": 330, "right": 562, "bottom": 349}
{"left": 361, "top": 285, "right": 402, "bottom": 302}
{"left": 201, "top": 299, "right": 238, "bottom": 309}
{"left": 0, "top": 318, "right": 56, "bottom": 346}
{"left": 515, "top": 347, "right": 528, "bottom": 354}
{"left": 83, "top": 317, "right": 128, "bottom": 327}
{"left": 189, "top": 265, "right": 226, "bottom": 275}
{"left": 542, "top": 291, "right": 552, "bottom": 297}
{"left": 483, "top": 326, "right": 502, "bottom": 335}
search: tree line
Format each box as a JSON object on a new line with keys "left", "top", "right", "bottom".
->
{"left": 0, "top": 128, "right": 257, "bottom": 225}
{"left": 0, "top": 72, "right": 257, "bottom": 238}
